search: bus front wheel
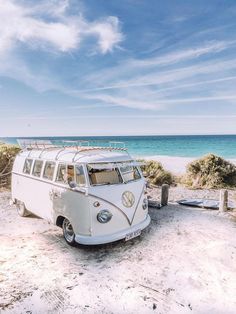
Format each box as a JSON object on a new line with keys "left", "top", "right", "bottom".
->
{"left": 62, "top": 218, "right": 76, "bottom": 246}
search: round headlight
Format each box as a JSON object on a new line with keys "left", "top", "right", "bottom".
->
{"left": 97, "top": 210, "right": 113, "bottom": 223}
{"left": 142, "top": 198, "right": 148, "bottom": 210}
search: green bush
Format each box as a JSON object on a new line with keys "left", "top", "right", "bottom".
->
{"left": 140, "top": 160, "right": 174, "bottom": 186}
{"left": 184, "top": 154, "right": 236, "bottom": 189}
{"left": 0, "top": 144, "right": 20, "bottom": 188}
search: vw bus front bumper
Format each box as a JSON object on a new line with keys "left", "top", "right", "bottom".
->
{"left": 75, "top": 214, "right": 151, "bottom": 245}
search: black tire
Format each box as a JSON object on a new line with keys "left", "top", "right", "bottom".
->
{"left": 16, "top": 201, "right": 30, "bottom": 217}
{"left": 62, "top": 218, "right": 76, "bottom": 246}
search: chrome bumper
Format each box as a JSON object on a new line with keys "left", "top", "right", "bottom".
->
{"left": 75, "top": 214, "right": 151, "bottom": 245}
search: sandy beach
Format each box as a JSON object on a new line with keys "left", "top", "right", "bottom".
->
{"left": 0, "top": 188, "right": 236, "bottom": 313}
{"left": 1, "top": 143, "right": 236, "bottom": 313}
{"left": 143, "top": 155, "right": 236, "bottom": 175}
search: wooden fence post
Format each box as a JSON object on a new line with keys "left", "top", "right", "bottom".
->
{"left": 219, "top": 189, "right": 228, "bottom": 212}
{"left": 161, "top": 184, "right": 169, "bottom": 206}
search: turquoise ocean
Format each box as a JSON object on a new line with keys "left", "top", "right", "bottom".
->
{"left": 1, "top": 135, "right": 236, "bottom": 159}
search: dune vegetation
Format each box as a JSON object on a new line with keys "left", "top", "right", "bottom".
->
{"left": 183, "top": 154, "right": 236, "bottom": 189}
{"left": 140, "top": 160, "right": 174, "bottom": 186}
{"left": 0, "top": 144, "right": 20, "bottom": 188}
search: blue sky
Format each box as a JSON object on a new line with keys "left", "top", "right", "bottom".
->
{"left": 1, "top": 0, "right": 236, "bottom": 136}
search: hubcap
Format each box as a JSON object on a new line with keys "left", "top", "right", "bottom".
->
{"left": 63, "top": 219, "right": 75, "bottom": 243}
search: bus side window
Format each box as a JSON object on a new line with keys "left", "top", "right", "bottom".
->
{"left": 32, "top": 160, "right": 43, "bottom": 177}
{"left": 23, "top": 159, "right": 33, "bottom": 174}
{"left": 75, "top": 165, "right": 85, "bottom": 186}
{"left": 43, "top": 161, "right": 56, "bottom": 181}
{"left": 56, "top": 164, "right": 67, "bottom": 183}
{"left": 55, "top": 164, "right": 75, "bottom": 185}
{"left": 67, "top": 165, "right": 75, "bottom": 184}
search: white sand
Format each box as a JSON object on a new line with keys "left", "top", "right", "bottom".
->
{"left": 1, "top": 190, "right": 236, "bottom": 313}
{"left": 142, "top": 155, "right": 236, "bottom": 175}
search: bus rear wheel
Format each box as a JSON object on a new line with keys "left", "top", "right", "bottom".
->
{"left": 62, "top": 218, "right": 76, "bottom": 246}
{"left": 16, "top": 201, "right": 30, "bottom": 217}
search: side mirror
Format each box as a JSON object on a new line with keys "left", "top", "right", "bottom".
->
{"left": 68, "top": 180, "right": 76, "bottom": 189}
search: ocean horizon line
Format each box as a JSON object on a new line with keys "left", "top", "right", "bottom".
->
{"left": 2, "top": 134, "right": 236, "bottom": 138}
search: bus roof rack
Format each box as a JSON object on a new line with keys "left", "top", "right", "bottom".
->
{"left": 17, "top": 139, "right": 55, "bottom": 149}
{"left": 17, "top": 139, "right": 128, "bottom": 153}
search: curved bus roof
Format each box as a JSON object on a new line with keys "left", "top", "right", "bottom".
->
{"left": 18, "top": 147, "right": 133, "bottom": 164}
{"left": 16, "top": 139, "right": 135, "bottom": 164}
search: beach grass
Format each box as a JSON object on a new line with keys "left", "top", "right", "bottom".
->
{"left": 140, "top": 159, "right": 174, "bottom": 186}
{"left": 0, "top": 144, "right": 20, "bottom": 188}
{"left": 183, "top": 154, "right": 236, "bottom": 189}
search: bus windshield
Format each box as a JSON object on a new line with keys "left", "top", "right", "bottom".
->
{"left": 87, "top": 165, "right": 122, "bottom": 186}
{"left": 87, "top": 163, "right": 141, "bottom": 186}
{"left": 120, "top": 165, "right": 141, "bottom": 183}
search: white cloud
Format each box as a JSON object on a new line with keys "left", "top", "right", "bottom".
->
{"left": 85, "top": 93, "right": 164, "bottom": 110}
{"left": 80, "top": 56, "right": 236, "bottom": 111}
{"left": 86, "top": 17, "right": 123, "bottom": 54}
{"left": 34, "top": 0, "right": 70, "bottom": 17}
{"left": 68, "top": 103, "right": 119, "bottom": 109}
{"left": 84, "top": 40, "right": 234, "bottom": 88}
{"left": 85, "top": 90, "right": 236, "bottom": 111}
{"left": 0, "top": 54, "right": 62, "bottom": 92}
{"left": 0, "top": 0, "right": 123, "bottom": 55}
{"left": 128, "top": 40, "right": 232, "bottom": 68}
{"left": 86, "top": 53, "right": 236, "bottom": 100}
{"left": 143, "top": 76, "right": 236, "bottom": 96}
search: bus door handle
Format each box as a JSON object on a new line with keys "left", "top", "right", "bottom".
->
{"left": 49, "top": 188, "right": 62, "bottom": 199}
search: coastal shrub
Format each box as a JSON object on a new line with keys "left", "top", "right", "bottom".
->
{"left": 0, "top": 144, "right": 20, "bottom": 188}
{"left": 140, "top": 160, "right": 174, "bottom": 186}
{"left": 184, "top": 154, "right": 236, "bottom": 189}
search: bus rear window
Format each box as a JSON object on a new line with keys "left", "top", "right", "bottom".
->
{"left": 23, "top": 159, "right": 33, "bottom": 174}
{"left": 88, "top": 166, "right": 122, "bottom": 186}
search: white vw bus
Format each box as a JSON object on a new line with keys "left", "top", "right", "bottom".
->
{"left": 11, "top": 140, "right": 150, "bottom": 245}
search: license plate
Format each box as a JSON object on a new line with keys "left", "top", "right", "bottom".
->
{"left": 125, "top": 229, "right": 141, "bottom": 241}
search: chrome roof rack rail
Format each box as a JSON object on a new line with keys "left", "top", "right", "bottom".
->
{"left": 17, "top": 139, "right": 54, "bottom": 150}
{"left": 60, "top": 140, "right": 90, "bottom": 148}
{"left": 38, "top": 146, "right": 63, "bottom": 158}
{"left": 17, "top": 139, "right": 129, "bottom": 161}
{"left": 17, "top": 139, "right": 127, "bottom": 150}
{"left": 72, "top": 146, "right": 129, "bottom": 162}
{"left": 54, "top": 147, "right": 67, "bottom": 160}
{"left": 109, "top": 141, "right": 126, "bottom": 149}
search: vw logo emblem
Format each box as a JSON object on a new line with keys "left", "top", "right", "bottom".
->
{"left": 122, "top": 191, "right": 135, "bottom": 208}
